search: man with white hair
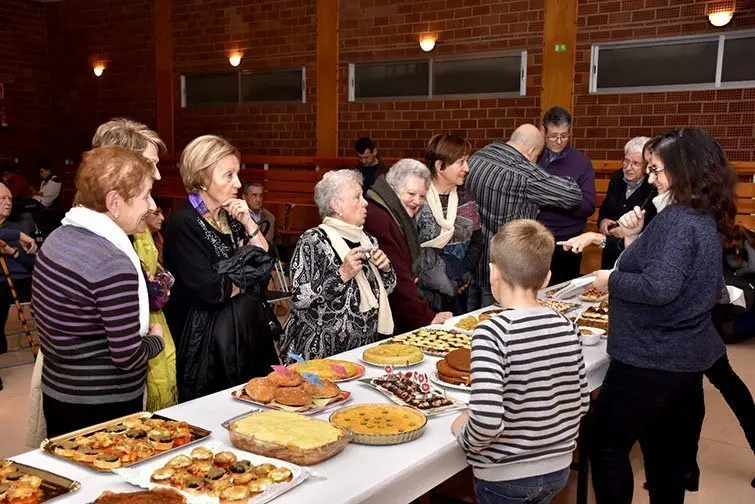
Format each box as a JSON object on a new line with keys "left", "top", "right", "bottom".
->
{"left": 597, "top": 136, "right": 657, "bottom": 268}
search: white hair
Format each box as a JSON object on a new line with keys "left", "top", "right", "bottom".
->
{"left": 386, "top": 159, "right": 431, "bottom": 193}
{"left": 624, "top": 136, "right": 651, "bottom": 155}
{"left": 314, "top": 169, "right": 363, "bottom": 219}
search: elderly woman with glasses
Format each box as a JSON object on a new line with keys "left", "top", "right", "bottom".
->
{"left": 364, "top": 159, "right": 453, "bottom": 335}
{"left": 280, "top": 169, "right": 397, "bottom": 361}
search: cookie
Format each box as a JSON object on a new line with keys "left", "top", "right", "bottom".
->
{"left": 274, "top": 386, "right": 312, "bottom": 407}
{"left": 244, "top": 377, "right": 275, "bottom": 403}
{"left": 267, "top": 370, "right": 303, "bottom": 388}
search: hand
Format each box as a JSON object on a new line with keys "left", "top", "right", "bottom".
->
{"left": 18, "top": 233, "right": 37, "bottom": 255}
{"left": 339, "top": 247, "right": 366, "bottom": 282}
{"left": 599, "top": 219, "right": 616, "bottom": 236}
{"left": 369, "top": 246, "right": 391, "bottom": 272}
{"left": 222, "top": 198, "right": 254, "bottom": 229}
{"left": 562, "top": 232, "right": 603, "bottom": 254}
{"left": 451, "top": 411, "right": 469, "bottom": 435}
{"left": 0, "top": 243, "right": 15, "bottom": 256}
{"left": 148, "top": 324, "right": 164, "bottom": 339}
{"left": 431, "top": 312, "right": 453, "bottom": 325}
{"left": 617, "top": 206, "right": 645, "bottom": 238}
{"left": 593, "top": 270, "right": 612, "bottom": 292}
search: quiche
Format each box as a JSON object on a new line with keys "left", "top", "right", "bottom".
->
{"left": 230, "top": 411, "right": 343, "bottom": 450}
{"left": 362, "top": 343, "right": 424, "bottom": 365}
{"left": 287, "top": 359, "right": 364, "bottom": 382}
{"left": 390, "top": 329, "right": 471, "bottom": 356}
{"left": 330, "top": 404, "right": 427, "bottom": 443}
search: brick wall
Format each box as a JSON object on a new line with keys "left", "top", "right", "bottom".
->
{"left": 574, "top": 1, "right": 755, "bottom": 162}
{"left": 0, "top": 0, "right": 49, "bottom": 165}
{"left": 173, "top": 0, "right": 317, "bottom": 156}
{"left": 45, "top": 0, "right": 157, "bottom": 160}
{"left": 338, "top": 0, "right": 544, "bottom": 158}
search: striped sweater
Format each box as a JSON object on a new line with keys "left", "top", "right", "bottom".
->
{"left": 32, "top": 225, "right": 164, "bottom": 405}
{"left": 457, "top": 307, "right": 589, "bottom": 481}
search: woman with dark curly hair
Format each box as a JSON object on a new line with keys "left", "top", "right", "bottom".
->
{"left": 587, "top": 128, "right": 737, "bottom": 504}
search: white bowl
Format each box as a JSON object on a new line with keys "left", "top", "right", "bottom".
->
{"left": 579, "top": 327, "right": 604, "bottom": 346}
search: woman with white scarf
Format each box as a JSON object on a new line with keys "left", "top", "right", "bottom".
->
{"left": 280, "top": 169, "right": 396, "bottom": 361}
{"left": 415, "top": 133, "right": 483, "bottom": 314}
{"left": 31, "top": 146, "right": 164, "bottom": 437}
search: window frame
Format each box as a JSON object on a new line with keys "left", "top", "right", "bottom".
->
{"left": 348, "top": 50, "right": 528, "bottom": 102}
{"left": 589, "top": 29, "right": 755, "bottom": 94}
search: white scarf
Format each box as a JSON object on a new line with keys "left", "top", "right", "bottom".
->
{"left": 421, "top": 182, "right": 458, "bottom": 249}
{"left": 319, "top": 217, "right": 394, "bottom": 335}
{"left": 653, "top": 191, "right": 673, "bottom": 213}
{"left": 61, "top": 206, "right": 150, "bottom": 336}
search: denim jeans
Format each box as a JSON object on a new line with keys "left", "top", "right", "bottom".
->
{"left": 474, "top": 468, "right": 570, "bottom": 504}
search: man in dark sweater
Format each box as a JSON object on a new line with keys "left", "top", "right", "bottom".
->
{"left": 537, "top": 107, "right": 596, "bottom": 285}
{"left": 355, "top": 137, "right": 387, "bottom": 195}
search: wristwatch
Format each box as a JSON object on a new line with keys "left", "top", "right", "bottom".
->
{"left": 598, "top": 235, "right": 607, "bottom": 249}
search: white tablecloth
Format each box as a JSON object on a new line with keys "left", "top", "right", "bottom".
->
{"left": 9, "top": 301, "right": 609, "bottom": 503}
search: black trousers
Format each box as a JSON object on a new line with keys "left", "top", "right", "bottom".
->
{"left": 0, "top": 278, "right": 32, "bottom": 354}
{"left": 43, "top": 393, "right": 143, "bottom": 438}
{"left": 549, "top": 245, "right": 583, "bottom": 286}
{"left": 590, "top": 359, "right": 703, "bottom": 504}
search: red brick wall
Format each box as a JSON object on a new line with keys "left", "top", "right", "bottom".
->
{"left": 45, "top": 0, "right": 157, "bottom": 160}
{"left": 338, "top": 0, "right": 544, "bottom": 158}
{"left": 574, "top": 1, "right": 755, "bottom": 162}
{"left": 0, "top": 0, "right": 49, "bottom": 165}
{"left": 173, "top": 0, "right": 316, "bottom": 156}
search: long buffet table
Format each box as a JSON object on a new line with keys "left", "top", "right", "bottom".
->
{"left": 9, "top": 302, "right": 609, "bottom": 504}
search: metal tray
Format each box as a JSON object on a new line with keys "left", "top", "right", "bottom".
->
{"left": 40, "top": 412, "right": 212, "bottom": 473}
{"left": 1, "top": 460, "right": 80, "bottom": 502}
{"left": 359, "top": 376, "right": 467, "bottom": 416}
{"left": 231, "top": 387, "right": 352, "bottom": 415}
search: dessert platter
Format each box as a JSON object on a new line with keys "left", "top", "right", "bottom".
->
{"left": 329, "top": 404, "right": 427, "bottom": 445}
{"left": 232, "top": 369, "right": 351, "bottom": 415}
{"left": 359, "top": 371, "right": 466, "bottom": 416}
{"left": 361, "top": 343, "right": 425, "bottom": 366}
{"left": 286, "top": 359, "right": 365, "bottom": 382}
{"left": 222, "top": 410, "right": 350, "bottom": 466}
{"left": 579, "top": 288, "right": 609, "bottom": 302}
{"left": 0, "top": 459, "right": 80, "bottom": 503}
{"left": 389, "top": 327, "right": 471, "bottom": 356}
{"left": 40, "top": 413, "right": 211, "bottom": 472}
{"left": 576, "top": 301, "right": 610, "bottom": 333}
{"left": 94, "top": 487, "right": 186, "bottom": 504}
{"left": 450, "top": 309, "right": 504, "bottom": 332}
{"left": 545, "top": 284, "right": 568, "bottom": 298}
{"left": 537, "top": 298, "right": 581, "bottom": 314}
{"left": 430, "top": 348, "right": 472, "bottom": 391}
{"left": 114, "top": 442, "right": 310, "bottom": 504}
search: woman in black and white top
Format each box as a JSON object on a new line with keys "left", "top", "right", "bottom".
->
{"left": 280, "top": 170, "right": 397, "bottom": 361}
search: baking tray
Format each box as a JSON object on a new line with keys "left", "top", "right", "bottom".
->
{"left": 231, "top": 387, "right": 352, "bottom": 415}
{"left": 40, "top": 412, "right": 212, "bottom": 473}
{"left": 1, "top": 460, "right": 80, "bottom": 502}
{"left": 389, "top": 326, "right": 471, "bottom": 356}
{"left": 359, "top": 376, "right": 467, "bottom": 416}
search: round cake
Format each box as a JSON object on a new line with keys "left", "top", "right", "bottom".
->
{"left": 330, "top": 404, "right": 426, "bottom": 445}
{"left": 362, "top": 343, "right": 424, "bottom": 366}
{"left": 437, "top": 348, "right": 471, "bottom": 386}
{"left": 288, "top": 359, "right": 364, "bottom": 381}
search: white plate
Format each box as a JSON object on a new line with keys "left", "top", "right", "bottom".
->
{"left": 359, "top": 355, "right": 425, "bottom": 368}
{"left": 429, "top": 371, "right": 472, "bottom": 392}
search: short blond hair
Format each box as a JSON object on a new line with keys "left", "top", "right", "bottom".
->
{"left": 490, "top": 220, "right": 554, "bottom": 291}
{"left": 92, "top": 118, "right": 166, "bottom": 153}
{"left": 74, "top": 146, "right": 154, "bottom": 213}
{"left": 179, "top": 135, "right": 240, "bottom": 193}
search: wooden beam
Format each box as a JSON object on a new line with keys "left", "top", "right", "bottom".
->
{"left": 316, "top": 0, "right": 339, "bottom": 157}
{"left": 155, "top": 0, "right": 174, "bottom": 153}
{"left": 541, "top": 0, "right": 578, "bottom": 117}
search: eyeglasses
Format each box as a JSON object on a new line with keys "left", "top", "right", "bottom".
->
{"left": 622, "top": 158, "right": 645, "bottom": 170}
{"left": 647, "top": 165, "right": 665, "bottom": 174}
{"left": 546, "top": 133, "right": 570, "bottom": 142}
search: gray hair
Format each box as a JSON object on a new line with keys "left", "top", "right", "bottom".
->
{"left": 314, "top": 169, "right": 364, "bottom": 219}
{"left": 624, "top": 136, "right": 650, "bottom": 155}
{"left": 386, "top": 159, "right": 431, "bottom": 193}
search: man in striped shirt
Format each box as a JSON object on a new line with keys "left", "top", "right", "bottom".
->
{"left": 452, "top": 220, "right": 589, "bottom": 504}
{"left": 464, "top": 124, "right": 582, "bottom": 310}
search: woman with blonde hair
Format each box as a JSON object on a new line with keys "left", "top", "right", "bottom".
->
{"left": 163, "top": 135, "right": 278, "bottom": 402}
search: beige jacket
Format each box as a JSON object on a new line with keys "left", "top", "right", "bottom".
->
{"left": 25, "top": 352, "right": 46, "bottom": 448}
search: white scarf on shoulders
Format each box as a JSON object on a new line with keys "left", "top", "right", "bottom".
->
{"left": 61, "top": 206, "right": 149, "bottom": 336}
{"left": 421, "top": 182, "right": 458, "bottom": 249}
{"left": 653, "top": 191, "right": 673, "bottom": 213}
{"left": 319, "top": 217, "right": 393, "bottom": 335}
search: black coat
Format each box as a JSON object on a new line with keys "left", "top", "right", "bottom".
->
{"left": 597, "top": 169, "right": 657, "bottom": 268}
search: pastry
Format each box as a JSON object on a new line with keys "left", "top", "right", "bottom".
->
{"left": 371, "top": 374, "right": 455, "bottom": 410}
{"left": 94, "top": 488, "right": 186, "bottom": 504}
{"left": 148, "top": 431, "right": 174, "bottom": 451}
{"left": 390, "top": 329, "right": 471, "bottom": 356}
{"left": 219, "top": 486, "right": 250, "bottom": 504}
{"left": 6, "top": 485, "right": 41, "bottom": 504}
{"left": 254, "top": 464, "right": 275, "bottom": 476}
{"left": 580, "top": 288, "right": 609, "bottom": 302}
{"left": 302, "top": 379, "right": 341, "bottom": 399}
{"left": 53, "top": 441, "right": 78, "bottom": 458}
{"left": 268, "top": 467, "right": 292, "bottom": 483}
{"left": 478, "top": 309, "right": 502, "bottom": 321}
{"left": 74, "top": 447, "right": 100, "bottom": 463}
{"left": 228, "top": 460, "right": 252, "bottom": 474}
{"left": 94, "top": 453, "right": 121, "bottom": 470}
{"left": 188, "top": 460, "right": 212, "bottom": 476}
{"left": 267, "top": 370, "right": 303, "bottom": 388}
{"left": 230, "top": 410, "right": 343, "bottom": 450}
{"left": 151, "top": 467, "right": 175, "bottom": 483}
{"left": 330, "top": 404, "right": 426, "bottom": 436}
{"left": 274, "top": 385, "right": 313, "bottom": 407}
{"left": 231, "top": 472, "right": 256, "bottom": 485}
{"left": 166, "top": 455, "right": 192, "bottom": 470}
{"left": 577, "top": 301, "right": 609, "bottom": 332}
{"left": 244, "top": 377, "right": 276, "bottom": 403}
{"left": 455, "top": 316, "right": 479, "bottom": 331}
{"left": 288, "top": 359, "right": 363, "bottom": 381}
{"left": 190, "top": 447, "right": 213, "bottom": 461}
{"left": 538, "top": 298, "right": 580, "bottom": 314}
{"left": 362, "top": 343, "right": 424, "bottom": 365}
{"left": 247, "top": 477, "right": 273, "bottom": 494}
{"left": 213, "top": 452, "right": 237, "bottom": 470}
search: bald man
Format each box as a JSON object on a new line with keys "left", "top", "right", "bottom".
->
{"left": 464, "top": 124, "right": 583, "bottom": 309}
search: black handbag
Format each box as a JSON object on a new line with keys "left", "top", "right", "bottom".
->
{"left": 263, "top": 300, "right": 284, "bottom": 341}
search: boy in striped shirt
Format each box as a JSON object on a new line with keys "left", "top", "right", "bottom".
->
{"left": 452, "top": 219, "right": 589, "bottom": 504}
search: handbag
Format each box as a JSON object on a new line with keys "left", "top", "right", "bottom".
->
{"left": 263, "top": 300, "right": 283, "bottom": 341}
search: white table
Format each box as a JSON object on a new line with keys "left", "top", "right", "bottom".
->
{"left": 9, "top": 305, "right": 609, "bottom": 503}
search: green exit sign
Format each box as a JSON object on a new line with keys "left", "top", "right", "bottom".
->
{"left": 555, "top": 44, "right": 567, "bottom": 53}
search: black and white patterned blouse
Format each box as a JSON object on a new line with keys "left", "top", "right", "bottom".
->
{"left": 280, "top": 227, "right": 397, "bottom": 362}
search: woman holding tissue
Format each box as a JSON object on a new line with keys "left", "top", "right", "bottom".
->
{"left": 280, "top": 170, "right": 397, "bottom": 362}
{"left": 578, "top": 128, "right": 738, "bottom": 504}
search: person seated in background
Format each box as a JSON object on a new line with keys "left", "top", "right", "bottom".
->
{"left": 2, "top": 165, "right": 32, "bottom": 199}
{"left": 5, "top": 165, "right": 35, "bottom": 234}
{"left": 537, "top": 107, "right": 596, "bottom": 286}
{"left": 243, "top": 182, "right": 277, "bottom": 245}
{"left": 597, "top": 136, "right": 657, "bottom": 268}
{"left": 32, "top": 164, "right": 62, "bottom": 209}
{"left": 355, "top": 137, "right": 387, "bottom": 195}
{"left": 364, "top": 158, "right": 453, "bottom": 334}
{"left": 451, "top": 219, "right": 588, "bottom": 504}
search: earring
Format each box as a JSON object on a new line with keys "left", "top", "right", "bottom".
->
{"left": 114, "top": 212, "right": 120, "bottom": 219}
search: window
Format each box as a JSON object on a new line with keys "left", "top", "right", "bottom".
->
{"left": 348, "top": 51, "right": 527, "bottom": 101}
{"left": 590, "top": 30, "right": 755, "bottom": 93}
{"left": 181, "top": 67, "right": 306, "bottom": 107}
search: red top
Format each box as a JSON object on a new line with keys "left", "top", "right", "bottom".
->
{"left": 364, "top": 201, "right": 435, "bottom": 334}
{"left": 6, "top": 174, "right": 32, "bottom": 198}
